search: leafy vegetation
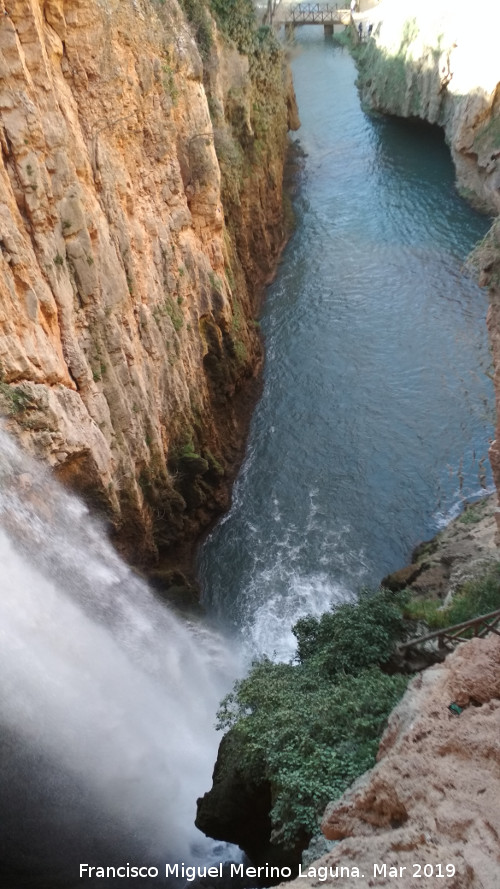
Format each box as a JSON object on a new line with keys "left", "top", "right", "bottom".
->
{"left": 293, "top": 589, "right": 408, "bottom": 675}
{"left": 209, "top": 0, "right": 256, "bottom": 53}
{"left": 153, "top": 296, "right": 184, "bottom": 332}
{"left": 178, "top": 0, "right": 269, "bottom": 60}
{"left": 179, "top": 440, "right": 201, "bottom": 459}
{"left": 458, "top": 504, "right": 483, "bottom": 525}
{"left": 179, "top": 0, "right": 281, "bottom": 80}
{"left": 178, "top": 0, "right": 213, "bottom": 58}
{"left": 0, "top": 382, "right": 35, "bottom": 415}
{"left": 217, "top": 590, "right": 409, "bottom": 846}
{"left": 162, "top": 63, "right": 178, "bottom": 104}
{"left": 403, "top": 564, "right": 500, "bottom": 630}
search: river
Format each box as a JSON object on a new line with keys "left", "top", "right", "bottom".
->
{"left": 199, "top": 31, "right": 494, "bottom": 661}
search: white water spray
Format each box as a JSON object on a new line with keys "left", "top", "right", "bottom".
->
{"left": 0, "top": 429, "right": 239, "bottom": 881}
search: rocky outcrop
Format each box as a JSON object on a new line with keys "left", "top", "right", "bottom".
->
{"left": 196, "top": 730, "right": 307, "bottom": 877}
{"left": 196, "top": 731, "right": 308, "bottom": 879}
{"left": 283, "top": 635, "right": 500, "bottom": 889}
{"left": 382, "top": 494, "right": 499, "bottom": 601}
{"left": 476, "top": 218, "right": 500, "bottom": 531}
{"left": 0, "top": 0, "right": 298, "bottom": 573}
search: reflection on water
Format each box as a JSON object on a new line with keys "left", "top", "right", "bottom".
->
{"left": 199, "top": 34, "right": 494, "bottom": 660}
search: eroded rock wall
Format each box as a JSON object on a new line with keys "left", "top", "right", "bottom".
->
{"left": 0, "top": 0, "right": 297, "bottom": 570}
{"left": 382, "top": 494, "right": 499, "bottom": 602}
{"left": 285, "top": 636, "right": 500, "bottom": 889}
{"left": 357, "top": 0, "right": 500, "bottom": 213}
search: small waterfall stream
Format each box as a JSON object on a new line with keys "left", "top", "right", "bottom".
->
{"left": 0, "top": 429, "right": 238, "bottom": 887}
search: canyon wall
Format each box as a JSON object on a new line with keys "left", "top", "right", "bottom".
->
{"left": 357, "top": 0, "right": 500, "bottom": 213}
{"left": 0, "top": 0, "right": 297, "bottom": 575}
{"left": 287, "top": 635, "right": 500, "bottom": 889}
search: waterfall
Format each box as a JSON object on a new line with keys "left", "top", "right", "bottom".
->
{"left": 0, "top": 429, "right": 239, "bottom": 887}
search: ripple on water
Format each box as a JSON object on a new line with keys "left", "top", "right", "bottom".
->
{"left": 199, "top": 34, "right": 494, "bottom": 662}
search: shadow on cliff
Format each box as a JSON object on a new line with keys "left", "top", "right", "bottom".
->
{"left": 354, "top": 23, "right": 500, "bottom": 215}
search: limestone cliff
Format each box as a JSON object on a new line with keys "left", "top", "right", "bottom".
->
{"left": 382, "top": 494, "right": 499, "bottom": 602}
{"left": 356, "top": 0, "right": 500, "bottom": 213}
{"left": 285, "top": 635, "right": 500, "bottom": 889}
{"left": 0, "top": 0, "right": 297, "bottom": 573}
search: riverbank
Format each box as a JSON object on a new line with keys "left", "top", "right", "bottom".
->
{"left": 383, "top": 493, "right": 499, "bottom": 602}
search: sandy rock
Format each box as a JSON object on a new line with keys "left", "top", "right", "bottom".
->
{"left": 282, "top": 636, "right": 500, "bottom": 889}
{"left": 0, "top": 0, "right": 298, "bottom": 569}
{"left": 383, "top": 495, "right": 499, "bottom": 601}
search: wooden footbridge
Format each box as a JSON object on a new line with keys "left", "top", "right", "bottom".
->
{"left": 397, "top": 608, "right": 500, "bottom": 670}
{"left": 265, "top": 2, "right": 351, "bottom": 35}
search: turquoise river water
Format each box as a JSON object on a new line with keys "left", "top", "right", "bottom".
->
{"left": 199, "top": 32, "right": 495, "bottom": 660}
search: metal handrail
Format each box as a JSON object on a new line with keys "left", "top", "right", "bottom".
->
{"left": 289, "top": 3, "right": 344, "bottom": 23}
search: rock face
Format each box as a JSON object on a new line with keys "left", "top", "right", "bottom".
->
{"left": 0, "top": 0, "right": 298, "bottom": 571}
{"left": 382, "top": 494, "right": 499, "bottom": 602}
{"left": 196, "top": 732, "right": 280, "bottom": 872}
{"left": 196, "top": 730, "right": 307, "bottom": 878}
{"left": 283, "top": 635, "right": 500, "bottom": 889}
{"left": 357, "top": 0, "right": 500, "bottom": 213}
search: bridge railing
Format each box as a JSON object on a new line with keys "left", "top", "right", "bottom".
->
{"left": 289, "top": 3, "right": 343, "bottom": 23}
{"left": 398, "top": 607, "right": 500, "bottom": 656}
{"left": 291, "top": 3, "right": 341, "bottom": 10}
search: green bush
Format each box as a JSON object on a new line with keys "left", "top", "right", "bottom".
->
{"left": 403, "top": 596, "right": 444, "bottom": 627}
{"left": 209, "top": 0, "right": 256, "bottom": 53}
{"left": 293, "top": 588, "right": 408, "bottom": 674}
{"left": 403, "top": 563, "right": 500, "bottom": 630}
{"left": 178, "top": 0, "right": 213, "bottom": 57}
{"left": 217, "top": 590, "right": 409, "bottom": 846}
{"left": 439, "top": 565, "right": 500, "bottom": 627}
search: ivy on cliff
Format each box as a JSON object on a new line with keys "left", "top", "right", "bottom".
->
{"left": 216, "top": 590, "right": 409, "bottom": 847}
{"left": 177, "top": 0, "right": 214, "bottom": 57}
{"left": 209, "top": 0, "right": 256, "bottom": 53}
{"left": 179, "top": 0, "right": 281, "bottom": 74}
